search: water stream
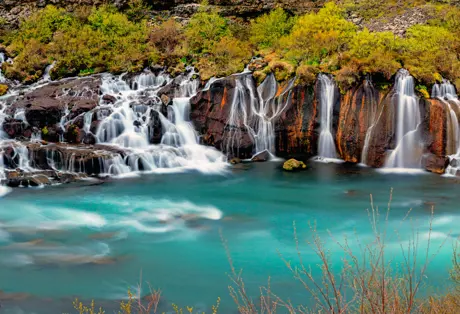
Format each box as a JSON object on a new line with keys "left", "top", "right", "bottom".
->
{"left": 433, "top": 80, "right": 460, "bottom": 176}
{"left": 224, "top": 73, "right": 294, "bottom": 159}
{"left": 317, "top": 74, "right": 338, "bottom": 159}
{"left": 385, "top": 69, "right": 422, "bottom": 169}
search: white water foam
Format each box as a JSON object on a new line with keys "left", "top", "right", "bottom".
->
{"left": 385, "top": 69, "right": 422, "bottom": 169}
{"left": 317, "top": 74, "right": 338, "bottom": 159}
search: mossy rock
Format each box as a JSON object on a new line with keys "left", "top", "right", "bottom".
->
{"left": 283, "top": 158, "right": 306, "bottom": 171}
{"left": 0, "top": 84, "right": 9, "bottom": 96}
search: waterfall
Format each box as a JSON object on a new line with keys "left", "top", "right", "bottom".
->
{"left": 433, "top": 80, "right": 460, "bottom": 176}
{"left": 385, "top": 69, "right": 422, "bottom": 169}
{"left": 317, "top": 74, "right": 338, "bottom": 159}
{"left": 94, "top": 69, "right": 226, "bottom": 175}
{"left": 0, "top": 68, "right": 228, "bottom": 183}
{"left": 0, "top": 53, "right": 5, "bottom": 83}
{"left": 224, "top": 73, "right": 294, "bottom": 159}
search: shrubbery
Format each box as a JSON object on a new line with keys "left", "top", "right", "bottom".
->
{"left": 1, "top": 0, "right": 460, "bottom": 92}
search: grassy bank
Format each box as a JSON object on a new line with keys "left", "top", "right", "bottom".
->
{"left": 0, "top": 1, "right": 460, "bottom": 92}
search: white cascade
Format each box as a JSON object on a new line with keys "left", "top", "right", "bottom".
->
{"left": 433, "top": 80, "right": 460, "bottom": 176}
{"left": 224, "top": 73, "right": 294, "bottom": 159}
{"left": 94, "top": 69, "right": 226, "bottom": 175}
{"left": 0, "top": 53, "right": 5, "bottom": 83}
{"left": 385, "top": 69, "right": 422, "bottom": 169}
{"left": 317, "top": 74, "right": 338, "bottom": 159}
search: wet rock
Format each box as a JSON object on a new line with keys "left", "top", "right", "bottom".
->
{"left": 2, "top": 118, "right": 29, "bottom": 139}
{"left": 229, "top": 157, "right": 241, "bottom": 164}
{"left": 190, "top": 75, "right": 254, "bottom": 159}
{"left": 336, "top": 80, "right": 381, "bottom": 163}
{"left": 10, "top": 77, "right": 101, "bottom": 129}
{"left": 5, "top": 173, "right": 52, "bottom": 187}
{"left": 275, "top": 83, "right": 317, "bottom": 159}
{"left": 160, "top": 94, "right": 171, "bottom": 106}
{"left": 148, "top": 110, "right": 162, "bottom": 144}
{"left": 251, "top": 150, "right": 270, "bottom": 162}
{"left": 102, "top": 94, "right": 117, "bottom": 104}
{"left": 82, "top": 132, "right": 96, "bottom": 145}
{"left": 283, "top": 158, "right": 306, "bottom": 171}
{"left": 422, "top": 153, "right": 448, "bottom": 174}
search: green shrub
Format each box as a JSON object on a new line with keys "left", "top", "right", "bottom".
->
{"left": 281, "top": 2, "right": 356, "bottom": 64}
{"left": 0, "top": 84, "right": 8, "bottom": 96}
{"left": 402, "top": 25, "right": 459, "bottom": 84}
{"left": 185, "top": 2, "right": 230, "bottom": 54}
{"left": 196, "top": 36, "right": 251, "bottom": 80}
{"left": 250, "top": 8, "right": 294, "bottom": 50}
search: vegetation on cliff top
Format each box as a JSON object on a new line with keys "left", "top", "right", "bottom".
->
{"left": 0, "top": 0, "right": 459, "bottom": 92}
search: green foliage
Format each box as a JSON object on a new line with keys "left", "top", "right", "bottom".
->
{"left": 2, "top": 5, "right": 155, "bottom": 82}
{"left": 1, "top": 0, "right": 460, "bottom": 91}
{"left": 402, "top": 24, "right": 459, "bottom": 84}
{"left": 41, "top": 126, "right": 49, "bottom": 136}
{"left": 185, "top": 3, "right": 230, "bottom": 54}
{"left": 125, "top": 0, "right": 150, "bottom": 23}
{"left": 0, "top": 84, "right": 8, "bottom": 96}
{"left": 416, "top": 85, "right": 430, "bottom": 99}
{"left": 250, "top": 8, "right": 294, "bottom": 50}
{"left": 196, "top": 36, "right": 251, "bottom": 80}
{"left": 281, "top": 2, "right": 356, "bottom": 64}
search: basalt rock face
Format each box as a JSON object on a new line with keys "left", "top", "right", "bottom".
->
{"left": 1, "top": 70, "right": 458, "bottom": 178}
{"left": 275, "top": 84, "right": 317, "bottom": 159}
{"left": 5, "top": 76, "right": 100, "bottom": 141}
{"left": 336, "top": 81, "right": 382, "bottom": 163}
{"left": 190, "top": 76, "right": 255, "bottom": 159}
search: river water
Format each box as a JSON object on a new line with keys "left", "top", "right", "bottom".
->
{"left": 0, "top": 162, "right": 458, "bottom": 313}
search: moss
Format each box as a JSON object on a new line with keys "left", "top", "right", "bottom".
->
{"left": 283, "top": 158, "right": 306, "bottom": 171}
{"left": 268, "top": 60, "right": 295, "bottom": 82}
{"left": 41, "top": 126, "right": 49, "bottom": 136}
{"left": 416, "top": 85, "right": 430, "bottom": 99}
{"left": 0, "top": 84, "right": 8, "bottom": 96}
{"left": 296, "top": 65, "right": 318, "bottom": 86}
{"left": 253, "top": 71, "right": 267, "bottom": 85}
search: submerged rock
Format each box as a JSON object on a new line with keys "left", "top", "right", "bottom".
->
{"left": 283, "top": 158, "right": 306, "bottom": 171}
{"left": 229, "top": 157, "right": 242, "bottom": 164}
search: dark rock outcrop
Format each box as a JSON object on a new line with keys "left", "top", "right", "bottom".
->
{"left": 275, "top": 84, "right": 317, "bottom": 159}
{"left": 336, "top": 80, "right": 382, "bottom": 163}
{"left": 191, "top": 76, "right": 255, "bottom": 159}
{"left": 3, "top": 77, "right": 100, "bottom": 142}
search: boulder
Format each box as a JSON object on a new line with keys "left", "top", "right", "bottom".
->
{"left": 283, "top": 158, "right": 306, "bottom": 171}
{"left": 251, "top": 150, "right": 270, "bottom": 162}
{"left": 422, "top": 153, "right": 449, "bottom": 174}
{"left": 102, "top": 94, "right": 117, "bottom": 104}
{"left": 229, "top": 157, "right": 241, "bottom": 164}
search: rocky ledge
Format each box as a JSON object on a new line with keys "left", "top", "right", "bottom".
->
{"left": 1, "top": 68, "right": 459, "bottom": 184}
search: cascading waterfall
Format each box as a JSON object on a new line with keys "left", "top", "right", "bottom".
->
{"left": 317, "top": 74, "right": 338, "bottom": 159}
{"left": 224, "top": 73, "right": 294, "bottom": 159}
{"left": 0, "top": 53, "right": 5, "bottom": 83}
{"left": 432, "top": 80, "right": 460, "bottom": 176}
{"left": 0, "top": 68, "right": 227, "bottom": 184}
{"left": 94, "top": 69, "right": 226, "bottom": 175}
{"left": 385, "top": 69, "right": 422, "bottom": 169}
